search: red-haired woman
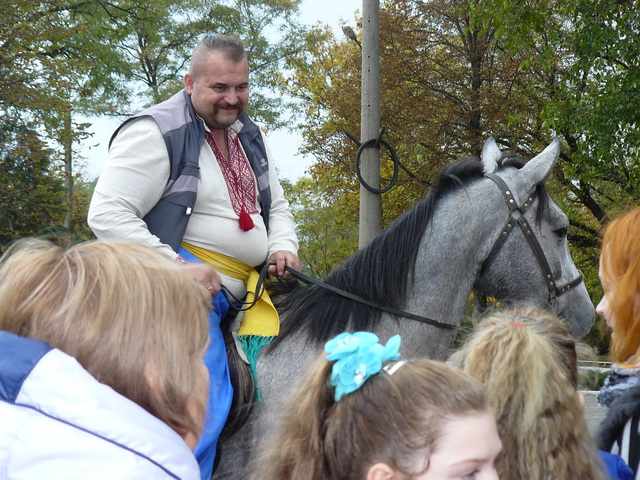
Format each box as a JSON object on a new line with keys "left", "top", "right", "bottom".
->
{"left": 596, "top": 206, "right": 640, "bottom": 479}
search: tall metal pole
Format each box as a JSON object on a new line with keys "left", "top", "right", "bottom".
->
{"left": 63, "top": 105, "right": 74, "bottom": 239}
{"left": 358, "top": 0, "right": 381, "bottom": 248}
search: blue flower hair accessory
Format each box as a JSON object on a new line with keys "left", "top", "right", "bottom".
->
{"left": 325, "top": 332, "right": 401, "bottom": 401}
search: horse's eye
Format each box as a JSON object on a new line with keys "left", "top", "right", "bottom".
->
{"left": 554, "top": 226, "right": 568, "bottom": 238}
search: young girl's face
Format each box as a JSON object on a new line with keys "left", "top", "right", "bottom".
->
{"left": 417, "top": 411, "right": 501, "bottom": 480}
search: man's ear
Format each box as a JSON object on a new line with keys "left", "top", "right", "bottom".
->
{"left": 576, "top": 391, "right": 586, "bottom": 412}
{"left": 367, "top": 462, "right": 395, "bottom": 480}
{"left": 184, "top": 73, "right": 195, "bottom": 94}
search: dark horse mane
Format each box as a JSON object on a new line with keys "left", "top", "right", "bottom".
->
{"left": 271, "top": 154, "right": 544, "bottom": 347}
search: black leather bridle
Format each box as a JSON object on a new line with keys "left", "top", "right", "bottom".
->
{"left": 479, "top": 172, "right": 584, "bottom": 307}
{"left": 233, "top": 172, "right": 584, "bottom": 330}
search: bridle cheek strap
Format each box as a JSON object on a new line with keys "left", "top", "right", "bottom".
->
{"left": 480, "top": 172, "right": 583, "bottom": 306}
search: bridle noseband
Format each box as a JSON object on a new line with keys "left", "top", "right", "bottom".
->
{"left": 480, "top": 172, "right": 584, "bottom": 307}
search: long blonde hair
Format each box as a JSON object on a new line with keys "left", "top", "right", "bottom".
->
{"left": 450, "top": 306, "right": 607, "bottom": 480}
{"left": 251, "top": 355, "right": 489, "bottom": 480}
{"left": 0, "top": 238, "right": 211, "bottom": 439}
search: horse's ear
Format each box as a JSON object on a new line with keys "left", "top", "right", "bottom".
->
{"left": 481, "top": 137, "right": 501, "bottom": 173}
{"left": 520, "top": 138, "right": 560, "bottom": 185}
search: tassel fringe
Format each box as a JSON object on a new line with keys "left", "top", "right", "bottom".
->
{"left": 239, "top": 209, "right": 254, "bottom": 231}
{"left": 238, "top": 334, "right": 274, "bottom": 401}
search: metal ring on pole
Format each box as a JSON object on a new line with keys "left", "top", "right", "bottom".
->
{"left": 355, "top": 137, "right": 400, "bottom": 194}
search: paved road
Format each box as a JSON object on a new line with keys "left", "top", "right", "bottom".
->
{"left": 583, "top": 391, "right": 608, "bottom": 437}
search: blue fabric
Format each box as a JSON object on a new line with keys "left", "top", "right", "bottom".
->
{"left": 599, "top": 450, "right": 634, "bottom": 480}
{"left": 0, "top": 332, "right": 53, "bottom": 403}
{"left": 178, "top": 246, "right": 234, "bottom": 480}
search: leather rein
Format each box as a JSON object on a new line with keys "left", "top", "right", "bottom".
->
{"left": 230, "top": 172, "right": 584, "bottom": 330}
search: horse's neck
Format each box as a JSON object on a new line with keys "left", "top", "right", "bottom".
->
{"left": 407, "top": 249, "right": 477, "bottom": 323}
{"left": 393, "top": 188, "right": 502, "bottom": 360}
{"left": 409, "top": 201, "right": 496, "bottom": 321}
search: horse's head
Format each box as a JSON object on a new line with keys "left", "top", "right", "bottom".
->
{"left": 473, "top": 138, "right": 595, "bottom": 337}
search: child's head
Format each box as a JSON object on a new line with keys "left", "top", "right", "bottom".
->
{"left": 0, "top": 238, "right": 211, "bottom": 447}
{"left": 596, "top": 206, "right": 640, "bottom": 366}
{"left": 254, "top": 332, "right": 501, "bottom": 480}
{"left": 450, "top": 306, "right": 607, "bottom": 480}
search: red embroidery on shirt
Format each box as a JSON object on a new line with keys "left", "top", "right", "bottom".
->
{"left": 205, "top": 129, "right": 257, "bottom": 231}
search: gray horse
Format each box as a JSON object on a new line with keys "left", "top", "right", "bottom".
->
{"left": 213, "top": 138, "right": 595, "bottom": 478}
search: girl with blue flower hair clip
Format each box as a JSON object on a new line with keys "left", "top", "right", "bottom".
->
{"left": 325, "top": 331, "right": 401, "bottom": 401}
{"left": 250, "top": 331, "right": 502, "bottom": 480}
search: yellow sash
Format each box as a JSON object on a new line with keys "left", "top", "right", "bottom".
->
{"left": 181, "top": 242, "right": 279, "bottom": 337}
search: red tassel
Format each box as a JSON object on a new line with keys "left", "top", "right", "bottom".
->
{"left": 239, "top": 209, "right": 254, "bottom": 231}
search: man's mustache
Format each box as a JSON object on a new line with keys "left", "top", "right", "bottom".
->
{"left": 216, "top": 102, "right": 242, "bottom": 110}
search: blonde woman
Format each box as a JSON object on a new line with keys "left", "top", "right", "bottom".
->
{"left": 451, "top": 307, "right": 630, "bottom": 480}
{"left": 0, "top": 239, "right": 211, "bottom": 479}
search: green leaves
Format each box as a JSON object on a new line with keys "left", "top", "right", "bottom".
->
{"left": 0, "top": 0, "right": 310, "bottom": 247}
{"left": 282, "top": 0, "right": 640, "bottom": 355}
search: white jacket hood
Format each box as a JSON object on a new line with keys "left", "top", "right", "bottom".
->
{"left": 0, "top": 331, "right": 200, "bottom": 479}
